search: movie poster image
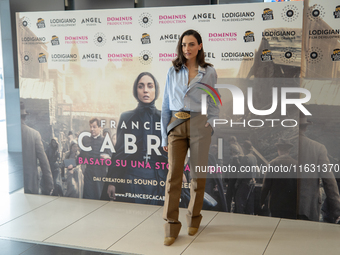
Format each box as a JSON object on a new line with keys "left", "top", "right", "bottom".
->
{"left": 19, "top": 2, "right": 340, "bottom": 224}
{"left": 296, "top": 0, "right": 340, "bottom": 223}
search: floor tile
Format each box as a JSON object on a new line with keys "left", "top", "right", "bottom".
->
{"left": 0, "top": 238, "right": 35, "bottom": 254}
{"left": 264, "top": 219, "right": 340, "bottom": 255}
{"left": 0, "top": 193, "right": 57, "bottom": 226}
{"left": 0, "top": 196, "right": 107, "bottom": 241}
{"left": 21, "top": 243, "right": 117, "bottom": 255}
{"left": 110, "top": 207, "right": 218, "bottom": 255}
{"left": 44, "top": 201, "right": 160, "bottom": 251}
{"left": 182, "top": 212, "right": 280, "bottom": 255}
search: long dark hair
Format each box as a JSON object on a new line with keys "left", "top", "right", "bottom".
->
{"left": 133, "top": 72, "right": 160, "bottom": 103}
{"left": 172, "top": 29, "right": 212, "bottom": 72}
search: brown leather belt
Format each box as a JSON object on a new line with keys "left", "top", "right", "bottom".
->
{"left": 166, "top": 111, "right": 201, "bottom": 135}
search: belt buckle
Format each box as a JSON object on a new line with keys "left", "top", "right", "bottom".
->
{"left": 175, "top": 111, "right": 191, "bottom": 119}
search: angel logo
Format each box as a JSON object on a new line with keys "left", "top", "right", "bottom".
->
{"left": 37, "top": 18, "right": 45, "bottom": 28}
{"left": 262, "top": 8, "right": 274, "bottom": 21}
{"left": 38, "top": 53, "right": 47, "bottom": 63}
{"left": 261, "top": 49, "right": 272, "bottom": 62}
{"left": 139, "top": 50, "right": 152, "bottom": 65}
{"left": 281, "top": 5, "right": 299, "bottom": 22}
{"left": 93, "top": 32, "right": 106, "bottom": 47}
{"left": 51, "top": 35, "right": 60, "bottom": 46}
{"left": 139, "top": 12, "right": 153, "bottom": 28}
{"left": 331, "top": 49, "right": 340, "bottom": 61}
{"left": 244, "top": 31, "right": 255, "bottom": 42}
{"left": 334, "top": 5, "right": 340, "bottom": 18}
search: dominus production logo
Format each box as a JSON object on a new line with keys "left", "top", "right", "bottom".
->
{"left": 159, "top": 53, "right": 177, "bottom": 62}
{"left": 38, "top": 53, "right": 47, "bottom": 63}
{"left": 20, "top": 17, "right": 31, "bottom": 28}
{"left": 208, "top": 32, "right": 237, "bottom": 42}
{"left": 281, "top": 5, "right": 299, "bottom": 22}
{"left": 108, "top": 53, "right": 133, "bottom": 62}
{"left": 22, "top": 52, "right": 32, "bottom": 65}
{"left": 139, "top": 13, "right": 152, "bottom": 28}
{"left": 305, "top": 47, "right": 323, "bottom": 64}
{"left": 307, "top": 4, "right": 325, "bottom": 21}
{"left": 51, "top": 35, "right": 60, "bottom": 46}
{"left": 261, "top": 49, "right": 272, "bottom": 62}
{"left": 141, "top": 33, "right": 151, "bottom": 44}
{"left": 107, "top": 16, "right": 132, "bottom": 26}
{"left": 36, "top": 18, "right": 45, "bottom": 28}
{"left": 280, "top": 48, "right": 297, "bottom": 64}
{"left": 244, "top": 31, "right": 255, "bottom": 42}
{"left": 93, "top": 32, "right": 106, "bottom": 47}
{"left": 334, "top": 6, "right": 340, "bottom": 18}
{"left": 262, "top": 8, "right": 274, "bottom": 21}
{"left": 159, "top": 14, "right": 186, "bottom": 24}
{"left": 139, "top": 50, "right": 152, "bottom": 65}
{"left": 331, "top": 49, "right": 340, "bottom": 61}
{"left": 192, "top": 13, "right": 216, "bottom": 22}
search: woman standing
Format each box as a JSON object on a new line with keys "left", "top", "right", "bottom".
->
{"left": 102, "top": 72, "right": 168, "bottom": 205}
{"left": 161, "top": 29, "right": 219, "bottom": 246}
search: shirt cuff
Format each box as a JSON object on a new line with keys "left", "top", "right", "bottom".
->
{"left": 162, "top": 137, "right": 168, "bottom": 147}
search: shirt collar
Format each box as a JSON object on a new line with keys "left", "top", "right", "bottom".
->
{"left": 182, "top": 64, "right": 206, "bottom": 74}
{"left": 92, "top": 134, "right": 101, "bottom": 139}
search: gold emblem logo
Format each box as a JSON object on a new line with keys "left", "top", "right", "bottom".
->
{"left": 175, "top": 112, "right": 191, "bottom": 119}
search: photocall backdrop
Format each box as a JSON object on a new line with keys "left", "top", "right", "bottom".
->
{"left": 15, "top": 1, "right": 340, "bottom": 223}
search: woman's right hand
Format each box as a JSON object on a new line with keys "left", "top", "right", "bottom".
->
{"left": 163, "top": 146, "right": 168, "bottom": 152}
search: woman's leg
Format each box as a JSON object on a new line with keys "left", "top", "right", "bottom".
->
{"left": 187, "top": 115, "right": 211, "bottom": 228}
{"left": 163, "top": 119, "right": 189, "bottom": 238}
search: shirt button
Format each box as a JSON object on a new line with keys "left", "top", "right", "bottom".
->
{"left": 185, "top": 95, "right": 187, "bottom": 97}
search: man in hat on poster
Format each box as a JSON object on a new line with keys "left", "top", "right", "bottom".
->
{"left": 298, "top": 114, "right": 340, "bottom": 223}
{"left": 261, "top": 138, "right": 297, "bottom": 219}
{"left": 20, "top": 101, "right": 54, "bottom": 195}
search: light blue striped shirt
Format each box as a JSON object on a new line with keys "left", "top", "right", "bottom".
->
{"left": 161, "top": 65, "right": 220, "bottom": 146}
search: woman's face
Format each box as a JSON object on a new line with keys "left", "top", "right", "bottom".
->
{"left": 137, "top": 75, "right": 156, "bottom": 104}
{"left": 182, "top": 35, "right": 202, "bottom": 61}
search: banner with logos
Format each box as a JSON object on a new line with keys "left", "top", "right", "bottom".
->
{"left": 19, "top": 1, "right": 337, "bottom": 223}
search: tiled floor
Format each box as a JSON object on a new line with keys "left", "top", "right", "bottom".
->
{"left": 0, "top": 149, "right": 340, "bottom": 254}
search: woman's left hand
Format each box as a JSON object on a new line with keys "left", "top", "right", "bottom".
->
{"left": 205, "top": 122, "right": 211, "bottom": 128}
